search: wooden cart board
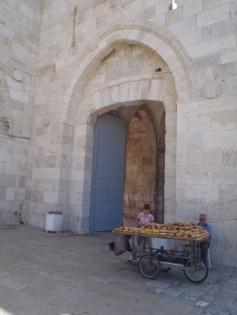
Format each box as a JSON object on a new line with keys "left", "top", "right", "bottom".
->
{"left": 113, "top": 226, "right": 209, "bottom": 242}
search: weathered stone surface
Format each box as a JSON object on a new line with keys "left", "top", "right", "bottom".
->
{"left": 197, "top": 4, "right": 231, "bottom": 28}
{"left": 187, "top": 35, "right": 236, "bottom": 59}
{"left": 123, "top": 110, "right": 157, "bottom": 220}
{"left": 0, "top": 0, "right": 41, "bottom": 225}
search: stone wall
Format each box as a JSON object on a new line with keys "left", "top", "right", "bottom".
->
{"left": 124, "top": 110, "right": 157, "bottom": 221}
{"left": 1, "top": 0, "right": 236, "bottom": 266}
{"left": 0, "top": 0, "right": 41, "bottom": 224}
{"left": 174, "top": 0, "right": 237, "bottom": 266}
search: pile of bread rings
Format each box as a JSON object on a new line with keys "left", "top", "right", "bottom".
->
{"left": 113, "top": 222, "right": 208, "bottom": 240}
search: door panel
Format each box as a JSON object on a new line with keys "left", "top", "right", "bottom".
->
{"left": 90, "top": 114, "right": 126, "bottom": 231}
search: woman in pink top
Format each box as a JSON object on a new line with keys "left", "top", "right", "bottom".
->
{"left": 127, "top": 204, "right": 154, "bottom": 262}
{"left": 137, "top": 204, "right": 154, "bottom": 226}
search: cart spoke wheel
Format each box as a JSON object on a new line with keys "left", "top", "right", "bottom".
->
{"left": 138, "top": 256, "right": 161, "bottom": 280}
{"left": 184, "top": 261, "right": 208, "bottom": 283}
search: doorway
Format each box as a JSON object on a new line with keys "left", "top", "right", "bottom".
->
{"left": 90, "top": 114, "right": 126, "bottom": 231}
{"left": 90, "top": 104, "right": 165, "bottom": 232}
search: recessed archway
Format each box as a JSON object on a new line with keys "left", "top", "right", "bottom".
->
{"left": 68, "top": 95, "right": 174, "bottom": 233}
{"left": 88, "top": 103, "right": 165, "bottom": 231}
{"left": 67, "top": 67, "right": 177, "bottom": 232}
{"left": 56, "top": 23, "right": 195, "bottom": 233}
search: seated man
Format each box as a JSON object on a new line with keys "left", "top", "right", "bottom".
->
{"left": 198, "top": 213, "right": 212, "bottom": 266}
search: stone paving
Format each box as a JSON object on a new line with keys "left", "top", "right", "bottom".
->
{"left": 0, "top": 226, "right": 236, "bottom": 315}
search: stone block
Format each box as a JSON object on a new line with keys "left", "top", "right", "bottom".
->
{"left": 211, "top": 166, "right": 236, "bottom": 185}
{"left": 203, "top": 130, "right": 237, "bottom": 150}
{"left": 175, "top": 199, "right": 220, "bottom": 223}
{"left": 198, "top": 96, "right": 237, "bottom": 114}
{"left": 13, "top": 70, "right": 24, "bottom": 82}
{"left": 222, "top": 150, "right": 237, "bottom": 166}
{"left": 0, "top": 174, "right": 16, "bottom": 187}
{"left": 201, "top": 0, "right": 222, "bottom": 11}
{"left": 149, "top": 12, "right": 166, "bottom": 27}
{"left": 5, "top": 188, "right": 15, "bottom": 201}
{"left": 201, "top": 19, "right": 237, "bottom": 42}
{"left": 0, "top": 209, "right": 18, "bottom": 225}
{"left": 32, "top": 168, "right": 61, "bottom": 180}
{"left": 28, "top": 214, "right": 45, "bottom": 229}
{"left": 165, "top": 112, "right": 177, "bottom": 127}
{"left": 167, "top": 16, "right": 202, "bottom": 46}
{"left": 222, "top": 75, "right": 237, "bottom": 96}
{"left": 187, "top": 149, "right": 223, "bottom": 166}
{"left": 15, "top": 188, "right": 26, "bottom": 201}
{"left": 0, "top": 163, "right": 5, "bottom": 173}
{"left": 26, "top": 190, "right": 43, "bottom": 202}
{"left": 177, "top": 166, "right": 210, "bottom": 185}
{"left": 182, "top": 0, "right": 202, "bottom": 17}
{"left": 187, "top": 35, "right": 236, "bottom": 59}
{"left": 176, "top": 183, "right": 219, "bottom": 202}
{"left": 201, "top": 80, "right": 222, "bottom": 99}
{"left": 166, "top": 5, "right": 183, "bottom": 24}
{"left": 219, "top": 200, "right": 237, "bottom": 221}
{"left": 188, "top": 113, "right": 210, "bottom": 132}
{"left": 43, "top": 191, "right": 59, "bottom": 204}
{"left": 0, "top": 23, "right": 14, "bottom": 39}
{"left": 6, "top": 76, "right": 24, "bottom": 92}
{"left": 222, "top": 220, "right": 237, "bottom": 266}
{"left": 218, "top": 184, "right": 237, "bottom": 203}
{"left": 0, "top": 187, "right": 6, "bottom": 201}
{"left": 176, "top": 152, "right": 188, "bottom": 166}
{"left": 177, "top": 100, "right": 199, "bottom": 114}
{"left": 164, "top": 184, "right": 176, "bottom": 200}
{"left": 210, "top": 110, "right": 237, "bottom": 130}
{"left": 222, "top": 60, "right": 237, "bottom": 78}
{"left": 197, "top": 4, "right": 231, "bottom": 28}
{"left": 9, "top": 90, "right": 29, "bottom": 104}
{"left": 183, "top": 132, "right": 203, "bottom": 150}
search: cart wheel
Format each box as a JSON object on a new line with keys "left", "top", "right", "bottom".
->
{"left": 184, "top": 261, "right": 208, "bottom": 283}
{"left": 138, "top": 256, "right": 161, "bottom": 280}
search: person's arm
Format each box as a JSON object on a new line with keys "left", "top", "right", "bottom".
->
{"left": 206, "top": 224, "right": 212, "bottom": 237}
{"left": 137, "top": 213, "right": 142, "bottom": 227}
{"left": 150, "top": 213, "right": 154, "bottom": 223}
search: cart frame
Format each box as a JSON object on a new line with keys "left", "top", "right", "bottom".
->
{"left": 113, "top": 230, "right": 209, "bottom": 283}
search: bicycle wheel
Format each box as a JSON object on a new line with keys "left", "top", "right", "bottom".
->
{"left": 138, "top": 255, "right": 161, "bottom": 280}
{"left": 184, "top": 261, "right": 208, "bottom": 283}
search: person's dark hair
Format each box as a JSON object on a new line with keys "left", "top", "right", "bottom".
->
{"left": 144, "top": 204, "right": 150, "bottom": 210}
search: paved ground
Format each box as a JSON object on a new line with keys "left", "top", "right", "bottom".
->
{"left": 0, "top": 226, "right": 236, "bottom": 315}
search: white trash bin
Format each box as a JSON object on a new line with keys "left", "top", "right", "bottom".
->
{"left": 45, "top": 211, "right": 63, "bottom": 233}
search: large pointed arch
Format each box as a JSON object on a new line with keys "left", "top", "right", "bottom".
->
{"left": 56, "top": 22, "right": 196, "bottom": 232}
{"left": 60, "top": 21, "right": 196, "bottom": 125}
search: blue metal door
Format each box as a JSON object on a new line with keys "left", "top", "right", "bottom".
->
{"left": 90, "top": 114, "right": 126, "bottom": 231}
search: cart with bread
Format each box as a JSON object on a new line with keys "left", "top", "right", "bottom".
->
{"left": 113, "top": 222, "right": 209, "bottom": 283}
